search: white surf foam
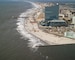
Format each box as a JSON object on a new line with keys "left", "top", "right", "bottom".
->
{"left": 16, "top": 1, "right": 45, "bottom": 51}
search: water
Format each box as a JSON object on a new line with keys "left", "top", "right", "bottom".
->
{"left": 0, "top": 1, "right": 75, "bottom": 60}
{"left": 0, "top": 1, "right": 46, "bottom": 60}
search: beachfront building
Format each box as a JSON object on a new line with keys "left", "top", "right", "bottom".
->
{"left": 72, "top": 16, "right": 75, "bottom": 26}
{"left": 47, "top": 20, "right": 68, "bottom": 27}
{"left": 64, "top": 31, "right": 75, "bottom": 39}
{"left": 40, "top": 5, "right": 68, "bottom": 27}
{"left": 45, "top": 5, "right": 59, "bottom": 21}
{"left": 40, "top": 20, "right": 68, "bottom": 27}
{"left": 59, "top": 14, "right": 65, "bottom": 20}
{"left": 69, "top": 16, "right": 75, "bottom": 29}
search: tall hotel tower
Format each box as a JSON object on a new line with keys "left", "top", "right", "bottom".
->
{"left": 45, "top": 5, "right": 59, "bottom": 21}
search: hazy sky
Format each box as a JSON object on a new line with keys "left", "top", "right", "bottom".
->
{"left": 0, "top": 0, "right": 75, "bottom": 1}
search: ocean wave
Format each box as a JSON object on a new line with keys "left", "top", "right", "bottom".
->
{"left": 16, "top": 1, "right": 45, "bottom": 51}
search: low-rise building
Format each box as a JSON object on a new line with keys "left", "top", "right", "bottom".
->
{"left": 59, "top": 14, "right": 65, "bottom": 20}
{"left": 64, "top": 31, "right": 75, "bottom": 39}
{"left": 40, "top": 20, "right": 68, "bottom": 27}
{"left": 71, "top": 16, "right": 75, "bottom": 28}
{"left": 46, "top": 20, "right": 68, "bottom": 27}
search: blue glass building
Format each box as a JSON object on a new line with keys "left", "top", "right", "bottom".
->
{"left": 40, "top": 5, "right": 68, "bottom": 27}
{"left": 45, "top": 5, "right": 59, "bottom": 21}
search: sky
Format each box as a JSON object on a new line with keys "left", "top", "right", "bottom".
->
{"left": 0, "top": 0, "right": 75, "bottom": 2}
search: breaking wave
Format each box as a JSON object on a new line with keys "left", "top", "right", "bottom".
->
{"left": 16, "top": 1, "right": 45, "bottom": 51}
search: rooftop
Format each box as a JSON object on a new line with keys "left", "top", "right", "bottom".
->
{"left": 48, "top": 20, "right": 66, "bottom": 22}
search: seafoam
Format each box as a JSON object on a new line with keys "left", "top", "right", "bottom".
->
{"left": 16, "top": 1, "right": 45, "bottom": 51}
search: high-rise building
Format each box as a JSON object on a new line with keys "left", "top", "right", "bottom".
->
{"left": 45, "top": 5, "right": 59, "bottom": 21}
{"left": 40, "top": 5, "right": 67, "bottom": 27}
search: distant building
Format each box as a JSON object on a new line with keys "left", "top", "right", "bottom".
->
{"left": 72, "top": 11, "right": 75, "bottom": 16}
{"left": 59, "top": 14, "right": 65, "bottom": 20}
{"left": 64, "top": 31, "right": 75, "bottom": 39}
{"left": 45, "top": 5, "right": 59, "bottom": 21}
{"left": 71, "top": 16, "right": 75, "bottom": 28}
{"left": 59, "top": 14, "right": 64, "bottom": 18}
{"left": 40, "top": 20, "right": 68, "bottom": 27}
{"left": 46, "top": 20, "right": 68, "bottom": 27}
{"left": 41, "top": 5, "right": 68, "bottom": 27}
{"left": 72, "top": 16, "right": 75, "bottom": 24}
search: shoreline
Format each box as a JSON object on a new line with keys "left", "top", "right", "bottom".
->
{"left": 17, "top": 1, "right": 75, "bottom": 48}
{"left": 24, "top": 2, "right": 75, "bottom": 45}
{"left": 16, "top": 1, "right": 47, "bottom": 49}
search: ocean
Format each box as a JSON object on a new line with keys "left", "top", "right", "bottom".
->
{"left": 0, "top": 1, "right": 75, "bottom": 60}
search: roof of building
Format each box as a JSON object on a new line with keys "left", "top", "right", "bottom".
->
{"left": 48, "top": 20, "right": 66, "bottom": 23}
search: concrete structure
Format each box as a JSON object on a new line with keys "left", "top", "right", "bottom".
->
{"left": 59, "top": 14, "right": 65, "bottom": 20}
{"left": 47, "top": 20, "right": 68, "bottom": 27}
{"left": 72, "top": 16, "right": 75, "bottom": 24}
{"left": 41, "top": 5, "right": 68, "bottom": 27}
{"left": 40, "top": 20, "right": 68, "bottom": 27}
{"left": 60, "top": 9, "right": 72, "bottom": 20}
{"left": 64, "top": 31, "right": 75, "bottom": 39}
{"left": 59, "top": 14, "right": 64, "bottom": 18}
{"left": 45, "top": 5, "right": 59, "bottom": 21}
{"left": 71, "top": 16, "right": 75, "bottom": 28}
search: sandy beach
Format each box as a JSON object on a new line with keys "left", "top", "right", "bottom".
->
{"left": 24, "top": 2, "right": 75, "bottom": 45}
